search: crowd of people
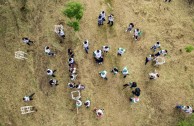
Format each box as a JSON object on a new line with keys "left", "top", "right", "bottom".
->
{"left": 21, "top": 1, "right": 193, "bottom": 119}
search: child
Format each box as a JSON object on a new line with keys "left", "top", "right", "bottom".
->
{"left": 111, "top": 67, "right": 119, "bottom": 75}
{"left": 45, "top": 46, "right": 55, "bottom": 56}
{"left": 117, "top": 48, "right": 126, "bottom": 56}
{"left": 94, "top": 108, "right": 104, "bottom": 118}
{"left": 68, "top": 48, "right": 74, "bottom": 58}
{"left": 68, "top": 58, "right": 74, "bottom": 65}
{"left": 134, "top": 29, "right": 140, "bottom": 41}
{"left": 83, "top": 40, "right": 89, "bottom": 54}
{"left": 102, "top": 46, "right": 110, "bottom": 53}
{"left": 75, "top": 83, "right": 85, "bottom": 90}
{"left": 98, "top": 15, "right": 103, "bottom": 26}
{"left": 155, "top": 50, "right": 168, "bottom": 57}
{"left": 130, "top": 96, "right": 140, "bottom": 103}
{"left": 132, "top": 88, "right": 141, "bottom": 97}
{"left": 23, "top": 93, "right": 35, "bottom": 102}
{"left": 145, "top": 55, "right": 154, "bottom": 65}
{"left": 123, "top": 82, "right": 137, "bottom": 89}
{"left": 47, "top": 69, "right": 56, "bottom": 77}
{"left": 84, "top": 100, "right": 91, "bottom": 108}
{"left": 68, "top": 82, "right": 75, "bottom": 88}
{"left": 49, "top": 79, "right": 58, "bottom": 86}
{"left": 107, "top": 14, "right": 114, "bottom": 26}
{"left": 149, "top": 70, "right": 159, "bottom": 80}
{"left": 150, "top": 42, "right": 161, "bottom": 52}
{"left": 22, "top": 37, "right": 33, "bottom": 45}
{"left": 93, "top": 50, "right": 102, "bottom": 59}
{"left": 99, "top": 70, "right": 108, "bottom": 80}
{"left": 126, "top": 23, "right": 134, "bottom": 32}
{"left": 122, "top": 67, "right": 129, "bottom": 78}
{"left": 100, "top": 11, "right": 106, "bottom": 21}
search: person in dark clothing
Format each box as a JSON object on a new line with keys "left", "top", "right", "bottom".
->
{"left": 68, "top": 48, "right": 74, "bottom": 58}
{"left": 164, "top": 0, "right": 171, "bottom": 2}
{"left": 126, "top": 23, "right": 134, "bottom": 32}
{"left": 132, "top": 88, "right": 141, "bottom": 97}
{"left": 145, "top": 54, "right": 154, "bottom": 65}
{"left": 123, "top": 82, "right": 137, "bottom": 89}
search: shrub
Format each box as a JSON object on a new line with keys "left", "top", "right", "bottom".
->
{"left": 63, "top": 2, "right": 84, "bottom": 20}
{"left": 185, "top": 45, "right": 194, "bottom": 52}
{"left": 67, "top": 21, "right": 80, "bottom": 31}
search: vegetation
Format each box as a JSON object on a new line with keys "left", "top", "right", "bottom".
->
{"left": 67, "top": 20, "right": 79, "bottom": 31}
{"left": 63, "top": 2, "right": 84, "bottom": 31}
{"left": 178, "top": 115, "right": 194, "bottom": 126}
{"left": 185, "top": 45, "right": 194, "bottom": 52}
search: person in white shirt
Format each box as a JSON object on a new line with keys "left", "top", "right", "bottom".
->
{"left": 23, "top": 93, "right": 35, "bottom": 102}
{"left": 49, "top": 79, "right": 58, "bottom": 86}
{"left": 117, "top": 48, "right": 126, "bottom": 56}
{"left": 99, "top": 70, "right": 108, "bottom": 80}
{"left": 149, "top": 70, "right": 159, "bottom": 80}
{"left": 155, "top": 50, "right": 168, "bottom": 57}
{"left": 102, "top": 46, "right": 110, "bottom": 53}
{"left": 68, "top": 82, "right": 75, "bottom": 88}
{"left": 134, "top": 29, "right": 140, "bottom": 41}
{"left": 145, "top": 54, "right": 154, "bottom": 65}
{"left": 107, "top": 14, "right": 114, "bottom": 26}
{"left": 100, "top": 11, "right": 106, "bottom": 21}
{"left": 22, "top": 37, "right": 34, "bottom": 45}
{"left": 98, "top": 15, "right": 103, "bottom": 26}
{"left": 130, "top": 96, "right": 140, "bottom": 103}
{"left": 126, "top": 23, "right": 134, "bottom": 32}
{"left": 68, "top": 58, "right": 74, "bottom": 65}
{"left": 84, "top": 100, "right": 91, "bottom": 108}
{"left": 45, "top": 46, "right": 55, "bottom": 56}
{"left": 111, "top": 67, "right": 119, "bottom": 75}
{"left": 47, "top": 69, "right": 56, "bottom": 77}
{"left": 151, "top": 42, "right": 161, "bottom": 52}
{"left": 94, "top": 50, "right": 102, "bottom": 59}
{"left": 83, "top": 40, "right": 89, "bottom": 54}
{"left": 176, "top": 105, "right": 194, "bottom": 114}
{"left": 58, "top": 29, "right": 65, "bottom": 38}
{"left": 70, "top": 74, "right": 77, "bottom": 81}
{"left": 94, "top": 108, "right": 104, "bottom": 118}
{"left": 122, "top": 67, "right": 129, "bottom": 78}
{"left": 75, "top": 83, "right": 85, "bottom": 90}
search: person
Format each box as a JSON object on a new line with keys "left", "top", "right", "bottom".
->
{"left": 151, "top": 42, "right": 161, "bottom": 52}
{"left": 83, "top": 40, "right": 89, "bottom": 54}
{"left": 126, "top": 23, "right": 134, "bottom": 32}
{"left": 58, "top": 29, "right": 65, "bottom": 38}
{"left": 76, "top": 100, "right": 82, "bottom": 108}
{"left": 68, "top": 58, "right": 74, "bottom": 65}
{"left": 102, "top": 46, "right": 110, "bottom": 53}
{"left": 84, "top": 100, "right": 91, "bottom": 108}
{"left": 99, "top": 70, "right": 108, "bottom": 80}
{"left": 107, "top": 14, "right": 114, "bottom": 26}
{"left": 23, "top": 93, "right": 35, "bottom": 102}
{"left": 164, "top": 0, "right": 171, "bottom": 2}
{"left": 22, "top": 37, "right": 33, "bottom": 45}
{"left": 122, "top": 67, "right": 129, "bottom": 78}
{"left": 98, "top": 15, "right": 103, "bottom": 26}
{"left": 155, "top": 50, "right": 168, "bottom": 57}
{"left": 132, "top": 88, "right": 141, "bottom": 97}
{"left": 75, "top": 83, "right": 85, "bottom": 90}
{"left": 176, "top": 105, "right": 194, "bottom": 114}
{"left": 93, "top": 50, "right": 102, "bottom": 59}
{"left": 100, "top": 11, "right": 106, "bottom": 21}
{"left": 149, "top": 70, "right": 159, "bottom": 80}
{"left": 45, "top": 46, "right": 55, "bottom": 56}
{"left": 111, "top": 67, "right": 119, "bottom": 75}
{"left": 47, "top": 69, "right": 56, "bottom": 77}
{"left": 94, "top": 108, "right": 104, "bottom": 118}
{"left": 123, "top": 82, "right": 137, "bottom": 89}
{"left": 49, "top": 79, "right": 58, "bottom": 86}
{"left": 68, "top": 48, "right": 74, "bottom": 58}
{"left": 117, "top": 48, "right": 126, "bottom": 56}
{"left": 70, "top": 74, "right": 77, "bottom": 81}
{"left": 95, "top": 57, "right": 104, "bottom": 64}
{"left": 130, "top": 96, "right": 140, "bottom": 103}
{"left": 69, "top": 66, "right": 76, "bottom": 74}
{"left": 68, "top": 82, "right": 75, "bottom": 88}
{"left": 134, "top": 29, "right": 140, "bottom": 41}
{"left": 145, "top": 54, "right": 154, "bottom": 65}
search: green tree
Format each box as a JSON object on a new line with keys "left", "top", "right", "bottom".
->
{"left": 63, "top": 2, "right": 84, "bottom": 20}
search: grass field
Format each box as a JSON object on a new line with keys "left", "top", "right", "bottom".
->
{"left": 0, "top": 0, "right": 194, "bottom": 126}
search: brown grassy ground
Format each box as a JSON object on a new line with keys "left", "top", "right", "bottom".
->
{"left": 0, "top": 0, "right": 194, "bottom": 126}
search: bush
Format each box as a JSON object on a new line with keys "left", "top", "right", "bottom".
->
{"left": 185, "top": 45, "right": 194, "bottom": 52}
{"left": 63, "top": 2, "right": 84, "bottom": 20}
{"left": 67, "top": 21, "right": 79, "bottom": 31}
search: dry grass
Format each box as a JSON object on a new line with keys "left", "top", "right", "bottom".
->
{"left": 0, "top": 0, "right": 194, "bottom": 126}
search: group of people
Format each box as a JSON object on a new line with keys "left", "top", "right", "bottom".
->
{"left": 98, "top": 11, "right": 114, "bottom": 26}
{"left": 125, "top": 23, "right": 142, "bottom": 41}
